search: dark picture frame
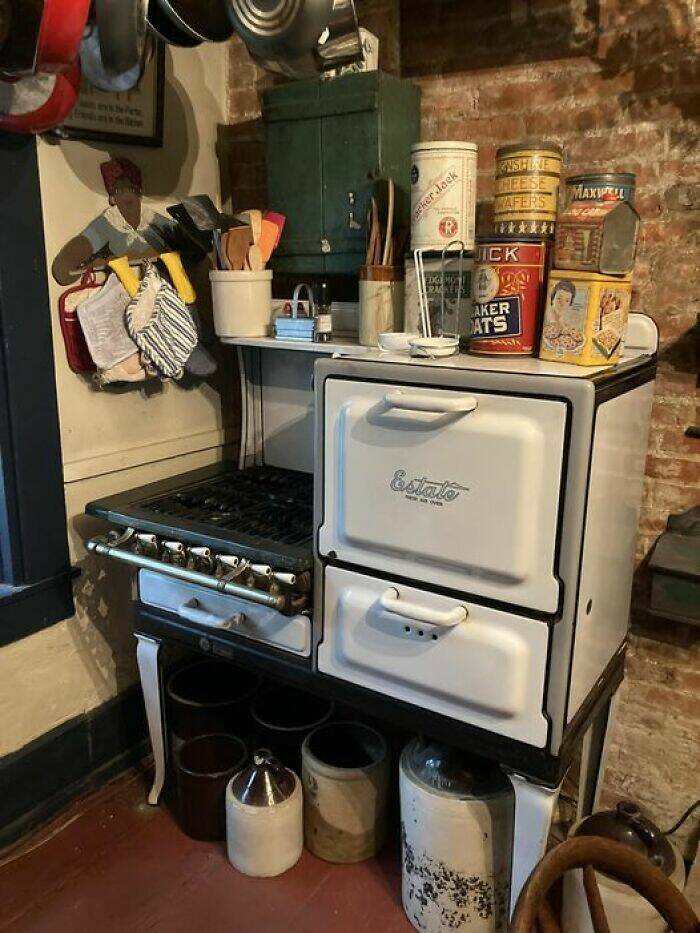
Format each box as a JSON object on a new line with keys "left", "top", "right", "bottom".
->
{"left": 53, "top": 41, "right": 165, "bottom": 149}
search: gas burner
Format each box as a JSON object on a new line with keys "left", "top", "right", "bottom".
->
{"left": 86, "top": 463, "right": 314, "bottom": 572}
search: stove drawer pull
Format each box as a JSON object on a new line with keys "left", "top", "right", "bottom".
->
{"left": 379, "top": 588, "right": 467, "bottom": 627}
{"left": 178, "top": 598, "right": 245, "bottom": 630}
{"left": 384, "top": 390, "right": 478, "bottom": 415}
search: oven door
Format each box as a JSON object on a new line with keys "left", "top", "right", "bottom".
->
{"left": 319, "top": 378, "right": 567, "bottom": 613}
{"left": 318, "top": 566, "right": 549, "bottom": 746}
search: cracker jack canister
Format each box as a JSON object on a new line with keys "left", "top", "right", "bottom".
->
{"left": 411, "top": 141, "right": 478, "bottom": 250}
{"left": 494, "top": 140, "right": 563, "bottom": 237}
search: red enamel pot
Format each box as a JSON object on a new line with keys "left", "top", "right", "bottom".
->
{"left": 0, "top": 57, "right": 80, "bottom": 133}
{"left": 35, "top": 0, "right": 91, "bottom": 73}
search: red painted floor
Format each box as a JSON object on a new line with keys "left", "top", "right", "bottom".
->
{"left": 0, "top": 766, "right": 412, "bottom": 932}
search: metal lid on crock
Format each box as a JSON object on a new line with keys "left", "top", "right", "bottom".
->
{"left": 574, "top": 800, "right": 676, "bottom": 875}
{"left": 401, "top": 737, "right": 512, "bottom": 799}
{"left": 230, "top": 748, "right": 296, "bottom": 807}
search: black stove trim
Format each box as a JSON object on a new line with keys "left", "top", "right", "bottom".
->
{"left": 136, "top": 603, "right": 624, "bottom": 787}
{"left": 85, "top": 462, "right": 314, "bottom": 572}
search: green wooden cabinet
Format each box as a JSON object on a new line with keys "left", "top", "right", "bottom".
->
{"left": 263, "top": 71, "right": 421, "bottom": 275}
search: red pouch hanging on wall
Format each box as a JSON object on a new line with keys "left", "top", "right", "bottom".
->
{"left": 58, "top": 271, "right": 100, "bottom": 373}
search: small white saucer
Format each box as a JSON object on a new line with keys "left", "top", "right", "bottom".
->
{"left": 409, "top": 336, "right": 460, "bottom": 358}
{"left": 378, "top": 332, "right": 420, "bottom": 353}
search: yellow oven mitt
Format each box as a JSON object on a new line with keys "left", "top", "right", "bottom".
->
{"left": 107, "top": 256, "right": 140, "bottom": 298}
{"left": 160, "top": 252, "right": 196, "bottom": 305}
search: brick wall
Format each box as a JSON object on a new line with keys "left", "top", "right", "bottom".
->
{"left": 226, "top": 0, "right": 699, "bottom": 853}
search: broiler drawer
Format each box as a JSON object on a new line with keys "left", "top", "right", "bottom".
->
{"left": 139, "top": 571, "right": 311, "bottom": 657}
{"left": 318, "top": 566, "right": 550, "bottom": 746}
{"left": 320, "top": 378, "right": 568, "bottom": 613}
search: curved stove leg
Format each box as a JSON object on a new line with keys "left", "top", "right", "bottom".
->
{"left": 135, "top": 634, "right": 166, "bottom": 806}
{"left": 504, "top": 770, "right": 563, "bottom": 918}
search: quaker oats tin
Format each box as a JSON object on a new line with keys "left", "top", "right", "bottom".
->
{"left": 494, "top": 140, "right": 563, "bottom": 237}
{"left": 470, "top": 235, "right": 547, "bottom": 356}
{"left": 410, "top": 142, "right": 478, "bottom": 251}
{"left": 565, "top": 173, "right": 636, "bottom": 206}
{"left": 539, "top": 269, "right": 632, "bottom": 366}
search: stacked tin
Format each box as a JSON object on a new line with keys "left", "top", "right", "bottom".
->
{"left": 470, "top": 139, "right": 561, "bottom": 356}
{"left": 539, "top": 172, "right": 639, "bottom": 366}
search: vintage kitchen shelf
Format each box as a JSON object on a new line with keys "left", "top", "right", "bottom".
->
{"left": 220, "top": 334, "right": 367, "bottom": 355}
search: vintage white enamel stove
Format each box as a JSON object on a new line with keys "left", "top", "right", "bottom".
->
{"left": 85, "top": 315, "right": 658, "bottom": 913}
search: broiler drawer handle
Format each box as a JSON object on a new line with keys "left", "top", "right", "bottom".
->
{"left": 177, "top": 598, "right": 245, "bottom": 630}
{"left": 384, "top": 390, "right": 478, "bottom": 414}
{"left": 380, "top": 588, "right": 467, "bottom": 627}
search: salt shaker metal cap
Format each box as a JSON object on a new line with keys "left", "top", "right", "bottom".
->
{"left": 230, "top": 748, "right": 296, "bottom": 807}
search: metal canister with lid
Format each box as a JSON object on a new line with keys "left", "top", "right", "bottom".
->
{"left": 562, "top": 801, "right": 685, "bottom": 933}
{"left": 494, "top": 140, "right": 563, "bottom": 236}
{"left": 410, "top": 141, "right": 478, "bottom": 250}
{"left": 566, "top": 172, "right": 636, "bottom": 206}
{"left": 470, "top": 234, "right": 548, "bottom": 356}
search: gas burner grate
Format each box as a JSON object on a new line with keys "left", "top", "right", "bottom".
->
{"left": 86, "top": 463, "right": 314, "bottom": 571}
{"left": 139, "top": 467, "right": 313, "bottom": 547}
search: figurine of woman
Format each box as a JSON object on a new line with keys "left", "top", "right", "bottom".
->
{"left": 52, "top": 157, "right": 176, "bottom": 286}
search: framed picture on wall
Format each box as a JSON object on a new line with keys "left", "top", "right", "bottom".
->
{"left": 53, "top": 41, "right": 165, "bottom": 148}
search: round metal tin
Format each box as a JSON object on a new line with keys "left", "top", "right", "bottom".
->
{"left": 470, "top": 235, "right": 547, "bottom": 356}
{"left": 494, "top": 140, "right": 563, "bottom": 237}
{"left": 565, "top": 172, "right": 636, "bottom": 206}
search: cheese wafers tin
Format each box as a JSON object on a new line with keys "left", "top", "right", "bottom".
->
{"left": 494, "top": 140, "right": 563, "bottom": 237}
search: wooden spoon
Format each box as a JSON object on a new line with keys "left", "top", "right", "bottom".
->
{"left": 382, "top": 177, "right": 395, "bottom": 266}
{"left": 235, "top": 209, "right": 262, "bottom": 245}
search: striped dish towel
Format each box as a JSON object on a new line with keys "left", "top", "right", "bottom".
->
{"left": 126, "top": 274, "right": 197, "bottom": 379}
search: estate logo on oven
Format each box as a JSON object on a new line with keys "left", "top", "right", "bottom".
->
{"left": 389, "top": 469, "right": 469, "bottom": 506}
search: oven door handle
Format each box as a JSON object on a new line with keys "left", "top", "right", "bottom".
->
{"left": 380, "top": 588, "right": 467, "bottom": 627}
{"left": 177, "top": 598, "right": 246, "bottom": 630}
{"left": 384, "top": 390, "right": 478, "bottom": 415}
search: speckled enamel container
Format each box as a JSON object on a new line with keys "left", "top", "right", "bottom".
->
{"left": 400, "top": 744, "right": 514, "bottom": 933}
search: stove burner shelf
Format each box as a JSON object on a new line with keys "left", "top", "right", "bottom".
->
{"left": 85, "top": 463, "right": 314, "bottom": 572}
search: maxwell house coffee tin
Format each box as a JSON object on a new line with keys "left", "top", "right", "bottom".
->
{"left": 494, "top": 140, "right": 563, "bottom": 237}
{"left": 565, "top": 172, "right": 636, "bottom": 206}
{"left": 470, "top": 235, "right": 547, "bottom": 356}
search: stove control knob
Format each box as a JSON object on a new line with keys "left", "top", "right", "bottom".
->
{"left": 135, "top": 533, "right": 159, "bottom": 557}
{"left": 163, "top": 541, "right": 186, "bottom": 565}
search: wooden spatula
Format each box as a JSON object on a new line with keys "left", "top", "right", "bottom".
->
{"left": 225, "top": 225, "right": 253, "bottom": 271}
